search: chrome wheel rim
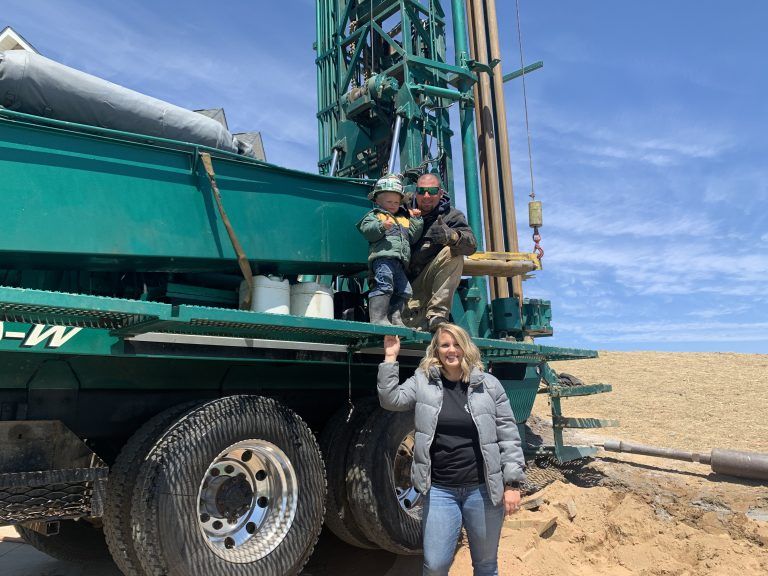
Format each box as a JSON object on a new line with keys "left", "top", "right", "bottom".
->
{"left": 393, "top": 431, "right": 422, "bottom": 517}
{"left": 196, "top": 439, "right": 298, "bottom": 562}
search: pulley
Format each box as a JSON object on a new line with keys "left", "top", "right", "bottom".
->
{"left": 528, "top": 200, "right": 543, "bottom": 261}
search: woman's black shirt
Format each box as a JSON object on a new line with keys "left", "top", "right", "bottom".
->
{"left": 429, "top": 377, "right": 485, "bottom": 487}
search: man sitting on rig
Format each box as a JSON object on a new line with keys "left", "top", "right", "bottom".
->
{"left": 404, "top": 172, "right": 477, "bottom": 332}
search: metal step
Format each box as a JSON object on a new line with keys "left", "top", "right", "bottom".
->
{"left": 552, "top": 416, "right": 619, "bottom": 429}
{"left": 0, "top": 286, "right": 170, "bottom": 330}
{"left": 0, "top": 287, "right": 603, "bottom": 361}
{"left": 548, "top": 383, "right": 612, "bottom": 398}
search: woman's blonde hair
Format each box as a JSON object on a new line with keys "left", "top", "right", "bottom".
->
{"left": 418, "top": 323, "right": 484, "bottom": 382}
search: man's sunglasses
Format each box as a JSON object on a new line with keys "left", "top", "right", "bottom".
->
{"left": 416, "top": 186, "right": 441, "bottom": 196}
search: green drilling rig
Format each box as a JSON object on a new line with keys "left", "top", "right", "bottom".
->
{"left": 0, "top": 1, "right": 613, "bottom": 574}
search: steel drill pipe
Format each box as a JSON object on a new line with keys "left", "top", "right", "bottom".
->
{"left": 484, "top": 0, "right": 524, "bottom": 302}
{"left": 465, "top": 2, "right": 495, "bottom": 298}
{"left": 601, "top": 439, "right": 768, "bottom": 482}
{"left": 467, "top": 0, "right": 508, "bottom": 298}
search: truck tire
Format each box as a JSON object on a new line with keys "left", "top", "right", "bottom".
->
{"left": 130, "top": 395, "right": 325, "bottom": 576}
{"left": 318, "top": 397, "right": 379, "bottom": 549}
{"left": 346, "top": 407, "right": 423, "bottom": 555}
{"left": 103, "top": 402, "right": 202, "bottom": 576}
{"left": 16, "top": 519, "right": 110, "bottom": 562}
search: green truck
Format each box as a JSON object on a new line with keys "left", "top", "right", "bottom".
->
{"left": 0, "top": 1, "right": 611, "bottom": 575}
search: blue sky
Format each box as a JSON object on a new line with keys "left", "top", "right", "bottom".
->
{"left": 4, "top": 1, "right": 766, "bottom": 352}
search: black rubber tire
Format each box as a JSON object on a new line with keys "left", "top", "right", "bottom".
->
{"left": 557, "top": 372, "right": 584, "bottom": 387}
{"left": 318, "top": 397, "right": 379, "bottom": 549}
{"left": 103, "top": 402, "right": 202, "bottom": 576}
{"left": 346, "top": 407, "right": 423, "bottom": 555}
{"left": 16, "top": 519, "right": 110, "bottom": 563}
{"left": 130, "top": 395, "right": 326, "bottom": 576}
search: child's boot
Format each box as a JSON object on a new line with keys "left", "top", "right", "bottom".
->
{"left": 368, "top": 294, "right": 392, "bottom": 325}
{"left": 388, "top": 296, "right": 407, "bottom": 327}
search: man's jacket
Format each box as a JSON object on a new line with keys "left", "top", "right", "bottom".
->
{"left": 408, "top": 194, "right": 476, "bottom": 278}
{"left": 377, "top": 361, "right": 526, "bottom": 506}
{"left": 357, "top": 206, "right": 423, "bottom": 265}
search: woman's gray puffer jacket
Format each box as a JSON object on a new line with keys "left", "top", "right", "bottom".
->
{"left": 377, "top": 361, "right": 526, "bottom": 506}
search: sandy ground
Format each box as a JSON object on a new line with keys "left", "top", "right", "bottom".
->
{"left": 448, "top": 351, "right": 768, "bottom": 576}
{"left": 544, "top": 351, "right": 768, "bottom": 453}
{"left": 2, "top": 351, "right": 766, "bottom": 575}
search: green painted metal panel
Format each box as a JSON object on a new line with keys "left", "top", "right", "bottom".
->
{"left": 0, "top": 110, "right": 372, "bottom": 274}
{"left": 552, "top": 416, "right": 620, "bottom": 429}
{"left": 549, "top": 383, "right": 613, "bottom": 398}
{"left": 0, "top": 321, "right": 120, "bottom": 356}
{"left": 499, "top": 374, "right": 539, "bottom": 423}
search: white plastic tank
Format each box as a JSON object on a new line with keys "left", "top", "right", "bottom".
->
{"left": 290, "top": 282, "right": 334, "bottom": 319}
{"left": 239, "top": 276, "right": 290, "bottom": 314}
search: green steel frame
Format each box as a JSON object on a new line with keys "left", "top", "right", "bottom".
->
{"left": 316, "top": 0, "right": 492, "bottom": 335}
{"left": 317, "top": 0, "right": 455, "bottom": 183}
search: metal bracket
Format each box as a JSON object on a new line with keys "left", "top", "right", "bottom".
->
{"left": 467, "top": 58, "right": 500, "bottom": 74}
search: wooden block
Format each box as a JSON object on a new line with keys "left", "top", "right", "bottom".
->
{"left": 520, "top": 496, "right": 544, "bottom": 511}
{"left": 505, "top": 515, "right": 557, "bottom": 536}
{"left": 565, "top": 498, "right": 578, "bottom": 522}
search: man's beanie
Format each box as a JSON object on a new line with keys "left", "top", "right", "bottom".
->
{"left": 368, "top": 172, "right": 404, "bottom": 201}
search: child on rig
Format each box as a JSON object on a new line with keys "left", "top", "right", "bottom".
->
{"left": 357, "top": 173, "right": 423, "bottom": 326}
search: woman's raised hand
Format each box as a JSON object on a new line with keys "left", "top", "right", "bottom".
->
{"left": 383, "top": 334, "right": 400, "bottom": 362}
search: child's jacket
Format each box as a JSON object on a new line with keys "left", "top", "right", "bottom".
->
{"left": 357, "top": 206, "right": 423, "bottom": 265}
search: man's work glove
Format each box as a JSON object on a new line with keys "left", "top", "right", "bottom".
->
{"left": 431, "top": 216, "right": 460, "bottom": 246}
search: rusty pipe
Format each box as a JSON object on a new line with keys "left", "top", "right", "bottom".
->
{"left": 601, "top": 439, "right": 768, "bottom": 482}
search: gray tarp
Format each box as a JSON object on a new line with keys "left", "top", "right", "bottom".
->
{"left": 0, "top": 50, "right": 254, "bottom": 157}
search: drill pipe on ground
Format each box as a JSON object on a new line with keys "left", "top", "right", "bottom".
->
{"left": 600, "top": 439, "right": 768, "bottom": 482}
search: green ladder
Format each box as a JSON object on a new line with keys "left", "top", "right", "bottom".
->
{"left": 537, "top": 362, "right": 617, "bottom": 463}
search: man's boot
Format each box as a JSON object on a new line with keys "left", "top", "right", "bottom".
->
{"left": 368, "top": 294, "right": 392, "bottom": 325}
{"left": 388, "top": 296, "right": 407, "bottom": 327}
{"left": 428, "top": 315, "right": 448, "bottom": 332}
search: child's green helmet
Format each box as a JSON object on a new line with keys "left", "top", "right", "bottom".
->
{"left": 368, "top": 172, "right": 404, "bottom": 200}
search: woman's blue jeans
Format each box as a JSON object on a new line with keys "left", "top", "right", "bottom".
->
{"left": 422, "top": 483, "right": 505, "bottom": 576}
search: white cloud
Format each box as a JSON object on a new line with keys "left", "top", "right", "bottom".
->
{"left": 559, "top": 319, "right": 768, "bottom": 345}
{"left": 688, "top": 304, "right": 752, "bottom": 319}
{"left": 545, "top": 203, "right": 719, "bottom": 239}
{"left": 506, "top": 98, "right": 735, "bottom": 176}
{"left": 541, "top": 236, "right": 768, "bottom": 299}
